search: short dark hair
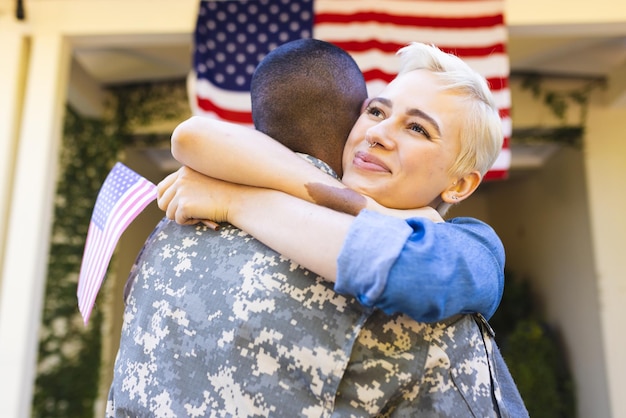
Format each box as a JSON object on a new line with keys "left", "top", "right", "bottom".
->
{"left": 250, "top": 38, "right": 367, "bottom": 176}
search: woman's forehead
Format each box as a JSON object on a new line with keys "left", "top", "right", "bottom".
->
{"left": 380, "top": 71, "right": 464, "bottom": 115}
{"left": 383, "top": 70, "right": 441, "bottom": 97}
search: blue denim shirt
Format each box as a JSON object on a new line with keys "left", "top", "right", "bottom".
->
{"left": 336, "top": 210, "right": 505, "bottom": 322}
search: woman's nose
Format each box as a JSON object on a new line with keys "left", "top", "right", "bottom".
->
{"left": 365, "top": 120, "right": 395, "bottom": 150}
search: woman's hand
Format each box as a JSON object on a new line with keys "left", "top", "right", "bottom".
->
{"left": 157, "top": 166, "right": 243, "bottom": 227}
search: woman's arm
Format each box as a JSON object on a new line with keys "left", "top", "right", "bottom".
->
{"left": 170, "top": 116, "right": 442, "bottom": 222}
{"left": 336, "top": 212, "right": 505, "bottom": 321}
{"left": 171, "top": 116, "right": 330, "bottom": 204}
{"left": 157, "top": 168, "right": 503, "bottom": 321}
{"left": 158, "top": 168, "right": 350, "bottom": 280}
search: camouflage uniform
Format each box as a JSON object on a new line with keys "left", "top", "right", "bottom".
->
{"left": 107, "top": 158, "right": 513, "bottom": 417}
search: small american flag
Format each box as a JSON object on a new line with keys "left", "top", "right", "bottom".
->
{"left": 77, "top": 162, "right": 157, "bottom": 325}
{"left": 190, "top": 0, "right": 510, "bottom": 179}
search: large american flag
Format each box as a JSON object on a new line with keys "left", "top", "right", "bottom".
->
{"left": 191, "top": 0, "right": 511, "bottom": 180}
{"left": 77, "top": 163, "right": 156, "bottom": 324}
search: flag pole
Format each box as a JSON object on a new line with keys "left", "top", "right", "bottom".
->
{"left": 16, "top": 0, "right": 25, "bottom": 20}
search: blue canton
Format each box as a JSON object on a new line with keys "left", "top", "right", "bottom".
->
{"left": 194, "top": 0, "right": 314, "bottom": 92}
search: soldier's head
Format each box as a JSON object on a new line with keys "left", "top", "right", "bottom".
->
{"left": 251, "top": 38, "right": 368, "bottom": 176}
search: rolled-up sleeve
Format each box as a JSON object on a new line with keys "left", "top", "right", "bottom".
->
{"left": 335, "top": 210, "right": 505, "bottom": 322}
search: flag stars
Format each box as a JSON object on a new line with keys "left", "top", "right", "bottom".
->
{"left": 194, "top": 0, "right": 314, "bottom": 92}
{"left": 92, "top": 164, "right": 140, "bottom": 229}
{"left": 226, "top": 2, "right": 238, "bottom": 14}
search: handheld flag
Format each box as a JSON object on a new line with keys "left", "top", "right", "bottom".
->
{"left": 77, "top": 162, "right": 157, "bottom": 325}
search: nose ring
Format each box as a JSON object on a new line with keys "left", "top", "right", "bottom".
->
{"left": 368, "top": 140, "right": 377, "bottom": 148}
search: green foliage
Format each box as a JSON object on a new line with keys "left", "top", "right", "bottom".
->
{"left": 33, "top": 80, "right": 188, "bottom": 417}
{"left": 504, "top": 320, "right": 576, "bottom": 418}
{"left": 511, "top": 126, "right": 584, "bottom": 148}
{"left": 108, "top": 81, "right": 190, "bottom": 135}
{"left": 33, "top": 107, "right": 123, "bottom": 417}
{"left": 491, "top": 273, "right": 576, "bottom": 418}
{"left": 519, "top": 74, "right": 605, "bottom": 149}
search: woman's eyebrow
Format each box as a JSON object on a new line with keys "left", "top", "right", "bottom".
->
{"left": 369, "top": 97, "right": 392, "bottom": 108}
{"left": 369, "top": 97, "right": 442, "bottom": 138}
{"left": 406, "top": 108, "right": 441, "bottom": 137}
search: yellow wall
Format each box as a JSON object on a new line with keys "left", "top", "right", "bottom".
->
{"left": 507, "top": 0, "right": 626, "bottom": 26}
{"left": 452, "top": 74, "right": 625, "bottom": 417}
{"left": 585, "top": 101, "right": 626, "bottom": 418}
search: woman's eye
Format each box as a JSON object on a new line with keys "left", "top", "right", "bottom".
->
{"left": 409, "top": 123, "right": 431, "bottom": 139}
{"left": 366, "top": 106, "right": 384, "bottom": 119}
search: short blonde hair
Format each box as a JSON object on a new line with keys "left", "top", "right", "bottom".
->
{"left": 396, "top": 42, "right": 503, "bottom": 179}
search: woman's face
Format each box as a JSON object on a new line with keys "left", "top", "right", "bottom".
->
{"left": 341, "top": 69, "right": 466, "bottom": 209}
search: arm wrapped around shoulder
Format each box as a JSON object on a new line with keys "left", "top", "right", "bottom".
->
{"left": 336, "top": 210, "right": 505, "bottom": 322}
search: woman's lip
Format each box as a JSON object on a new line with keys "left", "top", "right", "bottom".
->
{"left": 352, "top": 151, "right": 391, "bottom": 173}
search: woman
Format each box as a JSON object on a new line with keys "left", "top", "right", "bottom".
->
{"left": 158, "top": 42, "right": 505, "bottom": 323}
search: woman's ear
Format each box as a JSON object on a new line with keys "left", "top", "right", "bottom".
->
{"left": 441, "top": 171, "right": 482, "bottom": 204}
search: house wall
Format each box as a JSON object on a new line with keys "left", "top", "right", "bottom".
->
{"left": 483, "top": 147, "right": 610, "bottom": 418}
{"left": 450, "top": 143, "right": 611, "bottom": 418}
{"left": 439, "top": 71, "right": 624, "bottom": 418}
{"left": 506, "top": 77, "right": 625, "bottom": 418}
{"left": 584, "top": 100, "right": 626, "bottom": 418}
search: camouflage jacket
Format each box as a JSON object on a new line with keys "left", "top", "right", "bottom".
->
{"left": 106, "top": 158, "right": 513, "bottom": 418}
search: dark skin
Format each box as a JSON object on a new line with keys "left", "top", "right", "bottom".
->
{"left": 305, "top": 183, "right": 368, "bottom": 217}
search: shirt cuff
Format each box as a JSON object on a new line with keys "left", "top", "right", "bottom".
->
{"left": 335, "top": 210, "right": 413, "bottom": 307}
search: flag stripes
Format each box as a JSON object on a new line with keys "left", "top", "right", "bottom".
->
{"left": 313, "top": 11, "right": 505, "bottom": 29}
{"left": 313, "top": 0, "right": 511, "bottom": 179}
{"left": 77, "top": 163, "right": 157, "bottom": 324}
{"left": 191, "top": 0, "right": 511, "bottom": 179}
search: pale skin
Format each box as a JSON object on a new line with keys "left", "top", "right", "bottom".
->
{"left": 158, "top": 69, "right": 483, "bottom": 281}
